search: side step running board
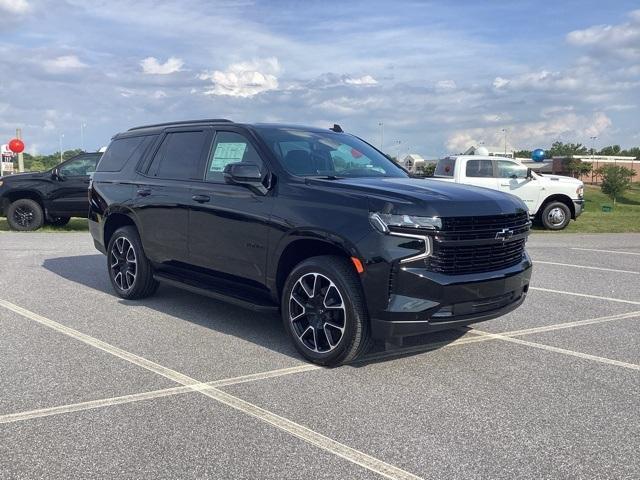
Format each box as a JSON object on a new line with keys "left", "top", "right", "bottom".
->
{"left": 153, "top": 273, "right": 279, "bottom": 313}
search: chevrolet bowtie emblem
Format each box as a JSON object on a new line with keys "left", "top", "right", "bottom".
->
{"left": 495, "top": 228, "right": 514, "bottom": 241}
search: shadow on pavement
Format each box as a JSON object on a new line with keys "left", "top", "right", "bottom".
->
{"left": 43, "top": 254, "right": 467, "bottom": 367}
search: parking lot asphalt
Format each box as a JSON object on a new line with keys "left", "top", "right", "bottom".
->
{"left": 0, "top": 232, "right": 638, "bottom": 479}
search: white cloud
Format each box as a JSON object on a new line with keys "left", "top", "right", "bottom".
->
{"left": 567, "top": 10, "right": 640, "bottom": 59}
{"left": 140, "top": 56, "right": 184, "bottom": 75}
{"left": 436, "top": 80, "right": 456, "bottom": 90}
{"left": 493, "top": 70, "right": 580, "bottom": 91}
{"left": 152, "top": 90, "right": 167, "bottom": 99}
{"left": 446, "top": 112, "right": 612, "bottom": 152}
{"left": 344, "top": 75, "right": 378, "bottom": 85}
{"left": 199, "top": 58, "right": 280, "bottom": 97}
{"left": 0, "top": 0, "right": 30, "bottom": 14}
{"left": 43, "top": 55, "right": 87, "bottom": 73}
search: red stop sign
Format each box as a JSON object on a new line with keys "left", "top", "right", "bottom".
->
{"left": 8, "top": 138, "right": 25, "bottom": 154}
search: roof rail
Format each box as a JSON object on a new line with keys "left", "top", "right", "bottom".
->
{"left": 128, "top": 118, "right": 233, "bottom": 131}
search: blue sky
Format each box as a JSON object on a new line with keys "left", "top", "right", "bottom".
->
{"left": 0, "top": 0, "right": 639, "bottom": 157}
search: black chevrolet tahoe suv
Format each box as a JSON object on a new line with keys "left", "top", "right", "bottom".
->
{"left": 89, "top": 119, "right": 532, "bottom": 365}
{"left": 0, "top": 152, "right": 102, "bottom": 230}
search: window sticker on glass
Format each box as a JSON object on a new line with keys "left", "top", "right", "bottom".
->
{"left": 210, "top": 142, "right": 247, "bottom": 172}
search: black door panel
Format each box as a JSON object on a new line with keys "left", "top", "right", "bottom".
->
{"left": 132, "top": 128, "right": 212, "bottom": 266}
{"left": 189, "top": 183, "right": 272, "bottom": 284}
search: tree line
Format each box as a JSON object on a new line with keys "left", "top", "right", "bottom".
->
{"left": 514, "top": 142, "right": 640, "bottom": 160}
{"left": 20, "top": 149, "right": 87, "bottom": 172}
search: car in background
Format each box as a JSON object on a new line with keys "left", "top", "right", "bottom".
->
{"left": 0, "top": 152, "right": 102, "bottom": 231}
{"left": 432, "top": 155, "right": 584, "bottom": 230}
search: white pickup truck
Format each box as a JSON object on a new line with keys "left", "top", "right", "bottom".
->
{"left": 432, "top": 155, "right": 584, "bottom": 230}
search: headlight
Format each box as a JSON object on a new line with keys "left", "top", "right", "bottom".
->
{"left": 369, "top": 212, "right": 436, "bottom": 263}
{"left": 369, "top": 212, "right": 442, "bottom": 233}
{"left": 0, "top": 180, "right": 3, "bottom": 187}
{"left": 576, "top": 185, "right": 584, "bottom": 198}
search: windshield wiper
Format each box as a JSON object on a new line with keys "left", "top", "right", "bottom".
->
{"left": 308, "top": 173, "right": 345, "bottom": 180}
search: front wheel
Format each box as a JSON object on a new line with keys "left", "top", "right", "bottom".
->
{"left": 107, "top": 226, "right": 158, "bottom": 299}
{"left": 6, "top": 198, "right": 44, "bottom": 231}
{"left": 540, "top": 201, "right": 571, "bottom": 230}
{"left": 281, "top": 256, "right": 371, "bottom": 366}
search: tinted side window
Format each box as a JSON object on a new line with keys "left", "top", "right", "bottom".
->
{"left": 434, "top": 158, "right": 456, "bottom": 177}
{"left": 60, "top": 155, "right": 101, "bottom": 176}
{"left": 206, "top": 131, "right": 263, "bottom": 181}
{"left": 466, "top": 160, "right": 494, "bottom": 178}
{"left": 97, "top": 136, "right": 153, "bottom": 172}
{"left": 151, "top": 131, "right": 208, "bottom": 180}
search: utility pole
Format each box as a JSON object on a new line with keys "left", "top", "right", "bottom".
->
{"left": 16, "top": 128, "right": 24, "bottom": 172}
{"left": 501, "top": 128, "right": 507, "bottom": 156}
{"left": 59, "top": 133, "right": 64, "bottom": 163}
{"left": 590, "top": 136, "right": 597, "bottom": 158}
{"left": 378, "top": 122, "right": 384, "bottom": 150}
{"left": 80, "top": 122, "right": 86, "bottom": 152}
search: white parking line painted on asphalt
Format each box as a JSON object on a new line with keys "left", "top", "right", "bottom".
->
{"left": 468, "top": 329, "right": 640, "bottom": 371}
{"left": 0, "top": 299, "right": 422, "bottom": 480}
{"left": 502, "top": 311, "right": 640, "bottom": 337}
{"left": 0, "top": 365, "right": 321, "bottom": 425}
{"left": 571, "top": 247, "right": 640, "bottom": 256}
{"left": 364, "top": 310, "right": 640, "bottom": 363}
{"left": 2, "top": 302, "right": 637, "bottom": 428}
{"left": 529, "top": 287, "right": 640, "bottom": 306}
{"left": 534, "top": 261, "right": 640, "bottom": 275}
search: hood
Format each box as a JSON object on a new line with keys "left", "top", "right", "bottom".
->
{"left": 537, "top": 174, "right": 583, "bottom": 186}
{"left": 306, "top": 177, "right": 528, "bottom": 217}
{"left": 0, "top": 171, "right": 49, "bottom": 183}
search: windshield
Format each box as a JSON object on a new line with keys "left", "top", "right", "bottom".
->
{"left": 256, "top": 127, "right": 408, "bottom": 178}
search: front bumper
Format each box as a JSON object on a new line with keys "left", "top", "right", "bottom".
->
{"left": 369, "top": 254, "right": 532, "bottom": 341}
{"left": 573, "top": 199, "right": 584, "bottom": 218}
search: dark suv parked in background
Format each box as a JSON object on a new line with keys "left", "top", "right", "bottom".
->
{"left": 0, "top": 152, "right": 102, "bottom": 231}
{"left": 89, "top": 119, "right": 532, "bottom": 365}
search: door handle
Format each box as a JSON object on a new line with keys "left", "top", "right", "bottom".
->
{"left": 192, "top": 194, "right": 211, "bottom": 203}
{"left": 137, "top": 188, "right": 151, "bottom": 197}
{"left": 500, "top": 183, "right": 510, "bottom": 186}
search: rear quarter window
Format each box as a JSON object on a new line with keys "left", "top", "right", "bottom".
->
{"left": 434, "top": 158, "right": 456, "bottom": 177}
{"left": 97, "top": 135, "right": 155, "bottom": 172}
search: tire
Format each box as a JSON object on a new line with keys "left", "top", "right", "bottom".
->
{"left": 48, "top": 216, "right": 71, "bottom": 227}
{"left": 540, "top": 201, "right": 571, "bottom": 230}
{"left": 281, "top": 255, "right": 371, "bottom": 366}
{"left": 107, "top": 226, "right": 158, "bottom": 299}
{"left": 6, "top": 198, "right": 44, "bottom": 231}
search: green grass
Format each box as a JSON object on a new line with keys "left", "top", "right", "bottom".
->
{"left": 0, "top": 217, "right": 89, "bottom": 232}
{"left": 533, "top": 183, "right": 640, "bottom": 233}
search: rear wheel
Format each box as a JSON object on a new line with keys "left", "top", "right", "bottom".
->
{"left": 48, "top": 216, "right": 71, "bottom": 227}
{"left": 107, "top": 226, "right": 158, "bottom": 299}
{"left": 282, "top": 256, "right": 371, "bottom": 366}
{"left": 540, "top": 201, "right": 571, "bottom": 230}
{"left": 6, "top": 199, "right": 44, "bottom": 231}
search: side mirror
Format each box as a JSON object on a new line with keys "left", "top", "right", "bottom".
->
{"left": 52, "top": 168, "right": 64, "bottom": 181}
{"left": 223, "top": 162, "right": 268, "bottom": 194}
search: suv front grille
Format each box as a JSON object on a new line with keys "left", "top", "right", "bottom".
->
{"left": 425, "top": 212, "right": 530, "bottom": 275}
{"left": 439, "top": 212, "right": 530, "bottom": 241}
{"left": 427, "top": 238, "right": 526, "bottom": 275}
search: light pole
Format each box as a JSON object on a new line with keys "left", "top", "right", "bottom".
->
{"left": 59, "top": 133, "right": 65, "bottom": 164}
{"left": 80, "top": 122, "right": 87, "bottom": 152}
{"left": 392, "top": 140, "right": 402, "bottom": 162}
{"left": 378, "top": 122, "right": 384, "bottom": 150}
{"left": 590, "top": 136, "right": 597, "bottom": 158}
{"left": 501, "top": 128, "right": 507, "bottom": 156}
